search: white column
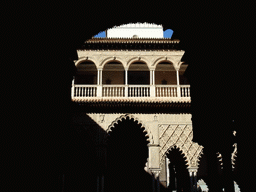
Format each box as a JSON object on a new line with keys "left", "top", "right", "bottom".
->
{"left": 153, "top": 70, "right": 155, "bottom": 85}
{"left": 176, "top": 70, "right": 180, "bottom": 85}
{"left": 176, "top": 70, "right": 181, "bottom": 97}
{"left": 100, "top": 69, "right": 103, "bottom": 85}
{"left": 125, "top": 69, "right": 128, "bottom": 97}
{"left": 166, "top": 157, "right": 170, "bottom": 188}
{"left": 125, "top": 69, "right": 128, "bottom": 85}
{"left": 71, "top": 77, "right": 75, "bottom": 99}
{"left": 97, "top": 69, "right": 100, "bottom": 85}
{"left": 150, "top": 69, "right": 155, "bottom": 97}
{"left": 97, "top": 69, "right": 102, "bottom": 97}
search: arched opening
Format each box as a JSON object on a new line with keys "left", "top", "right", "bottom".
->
{"left": 179, "top": 63, "right": 190, "bottom": 85}
{"left": 166, "top": 147, "right": 190, "bottom": 192}
{"left": 155, "top": 61, "right": 176, "bottom": 85}
{"left": 75, "top": 60, "right": 97, "bottom": 84}
{"left": 197, "top": 153, "right": 208, "bottom": 184}
{"left": 128, "top": 61, "right": 150, "bottom": 84}
{"left": 102, "top": 61, "right": 124, "bottom": 84}
{"left": 105, "top": 117, "right": 151, "bottom": 192}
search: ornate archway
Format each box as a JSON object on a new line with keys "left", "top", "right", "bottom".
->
{"left": 105, "top": 115, "right": 152, "bottom": 192}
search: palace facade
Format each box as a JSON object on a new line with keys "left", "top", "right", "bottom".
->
{"left": 71, "top": 23, "right": 238, "bottom": 192}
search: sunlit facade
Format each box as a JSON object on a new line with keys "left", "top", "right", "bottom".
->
{"left": 71, "top": 23, "right": 239, "bottom": 192}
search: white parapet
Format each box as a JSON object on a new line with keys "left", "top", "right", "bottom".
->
{"left": 106, "top": 22, "right": 164, "bottom": 38}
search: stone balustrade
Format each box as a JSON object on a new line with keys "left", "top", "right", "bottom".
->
{"left": 72, "top": 84, "right": 190, "bottom": 99}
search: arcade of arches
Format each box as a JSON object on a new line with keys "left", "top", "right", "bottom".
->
{"left": 75, "top": 60, "right": 188, "bottom": 86}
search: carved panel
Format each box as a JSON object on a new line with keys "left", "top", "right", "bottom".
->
{"left": 159, "top": 124, "right": 203, "bottom": 168}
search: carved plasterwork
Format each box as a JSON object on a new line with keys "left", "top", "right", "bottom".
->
{"left": 159, "top": 124, "right": 203, "bottom": 168}
{"left": 105, "top": 114, "right": 154, "bottom": 144}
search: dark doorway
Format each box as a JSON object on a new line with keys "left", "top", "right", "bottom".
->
{"left": 105, "top": 117, "right": 152, "bottom": 192}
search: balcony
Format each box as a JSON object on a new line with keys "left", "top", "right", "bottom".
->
{"left": 71, "top": 59, "right": 190, "bottom": 102}
{"left": 71, "top": 84, "right": 190, "bottom": 101}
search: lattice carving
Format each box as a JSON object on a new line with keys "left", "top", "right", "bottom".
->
{"left": 159, "top": 124, "right": 203, "bottom": 168}
{"left": 105, "top": 114, "right": 154, "bottom": 144}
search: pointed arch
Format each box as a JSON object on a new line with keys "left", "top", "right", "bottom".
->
{"left": 105, "top": 114, "right": 154, "bottom": 144}
{"left": 159, "top": 124, "right": 204, "bottom": 169}
{"left": 161, "top": 145, "right": 190, "bottom": 168}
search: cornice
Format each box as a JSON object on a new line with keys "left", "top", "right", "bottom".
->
{"left": 72, "top": 97, "right": 191, "bottom": 103}
{"left": 86, "top": 38, "right": 180, "bottom": 44}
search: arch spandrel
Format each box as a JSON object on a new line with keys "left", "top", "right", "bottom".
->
{"left": 152, "top": 57, "right": 178, "bottom": 70}
{"left": 100, "top": 57, "right": 125, "bottom": 69}
{"left": 127, "top": 57, "right": 151, "bottom": 69}
{"left": 152, "top": 57, "right": 185, "bottom": 71}
{"left": 105, "top": 114, "right": 154, "bottom": 144}
{"left": 75, "top": 58, "right": 98, "bottom": 67}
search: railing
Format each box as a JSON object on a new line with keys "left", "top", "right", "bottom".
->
{"left": 180, "top": 85, "right": 190, "bottom": 97}
{"left": 156, "top": 85, "right": 178, "bottom": 97}
{"left": 73, "top": 85, "right": 97, "bottom": 97}
{"left": 103, "top": 85, "right": 125, "bottom": 97}
{"left": 72, "top": 84, "right": 190, "bottom": 98}
{"left": 128, "top": 85, "right": 150, "bottom": 97}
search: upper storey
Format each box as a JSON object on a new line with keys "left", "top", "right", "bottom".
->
{"left": 106, "top": 23, "right": 164, "bottom": 38}
{"left": 72, "top": 23, "right": 190, "bottom": 105}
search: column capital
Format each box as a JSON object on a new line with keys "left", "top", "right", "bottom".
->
{"left": 188, "top": 167, "right": 198, "bottom": 173}
{"left": 150, "top": 169, "right": 161, "bottom": 178}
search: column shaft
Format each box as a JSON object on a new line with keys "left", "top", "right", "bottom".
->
{"left": 176, "top": 70, "right": 181, "bottom": 97}
{"left": 97, "top": 69, "right": 103, "bottom": 97}
{"left": 125, "top": 69, "right": 128, "bottom": 97}
{"left": 153, "top": 70, "right": 155, "bottom": 85}
{"left": 176, "top": 70, "right": 180, "bottom": 85}
{"left": 189, "top": 171, "right": 194, "bottom": 192}
{"left": 97, "top": 70, "right": 100, "bottom": 85}
{"left": 71, "top": 78, "right": 75, "bottom": 99}
{"left": 125, "top": 69, "right": 128, "bottom": 85}
{"left": 100, "top": 70, "right": 102, "bottom": 85}
{"left": 150, "top": 70, "right": 155, "bottom": 97}
{"left": 194, "top": 172, "right": 197, "bottom": 192}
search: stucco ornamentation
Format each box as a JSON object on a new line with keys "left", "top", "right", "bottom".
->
{"left": 105, "top": 114, "right": 154, "bottom": 144}
{"left": 159, "top": 124, "right": 203, "bottom": 168}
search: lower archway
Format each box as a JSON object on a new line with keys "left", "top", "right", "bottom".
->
{"left": 105, "top": 116, "right": 152, "bottom": 192}
{"left": 166, "top": 147, "right": 190, "bottom": 192}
